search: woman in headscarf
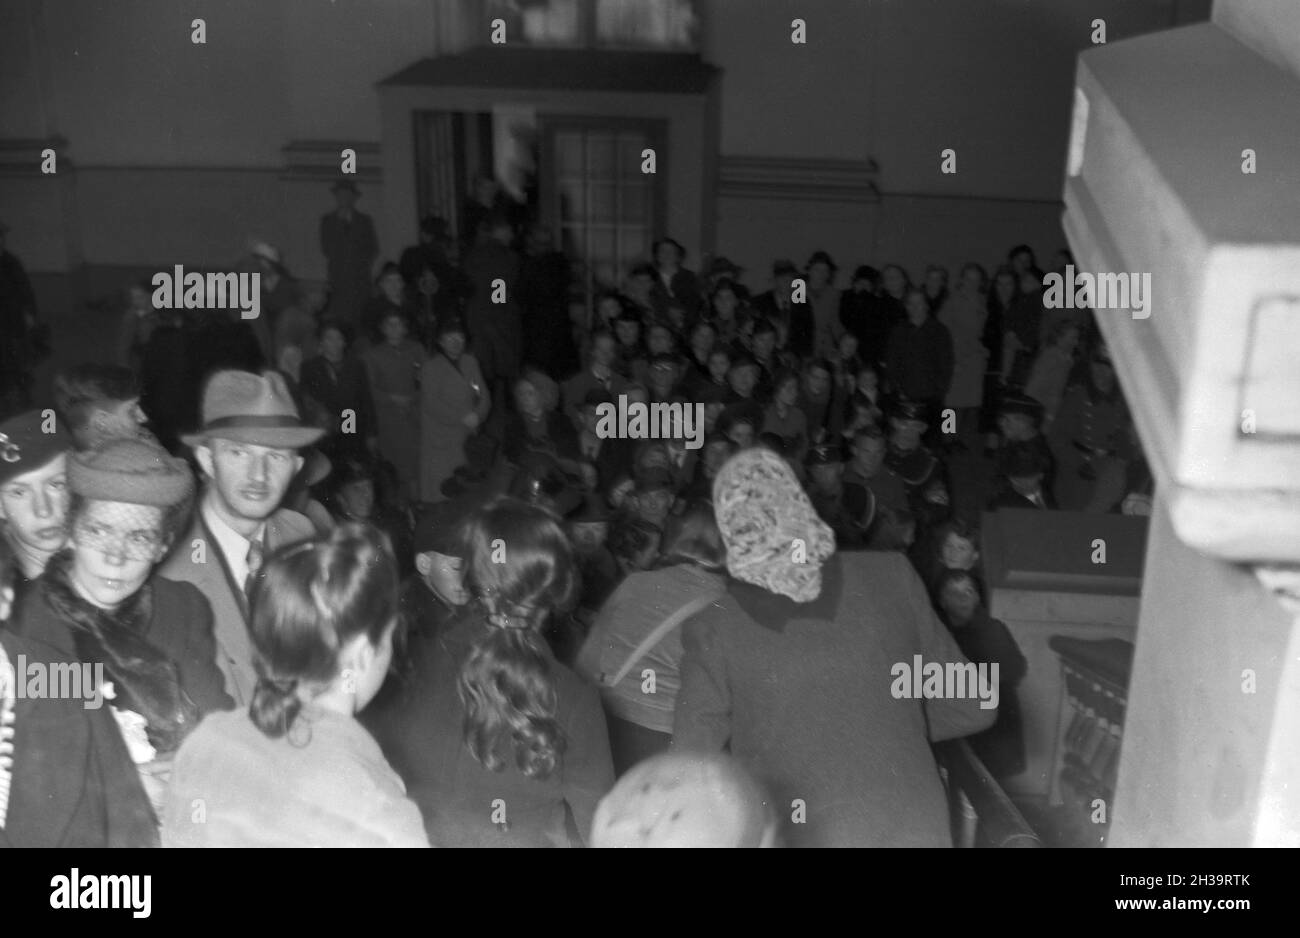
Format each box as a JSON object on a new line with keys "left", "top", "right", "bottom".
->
{"left": 672, "top": 447, "right": 995, "bottom": 847}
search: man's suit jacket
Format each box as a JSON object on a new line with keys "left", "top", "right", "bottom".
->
{"left": 158, "top": 503, "right": 316, "bottom": 706}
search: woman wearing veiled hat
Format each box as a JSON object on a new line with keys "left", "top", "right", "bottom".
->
{"left": 16, "top": 438, "right": 233, "bottom": 820}
{"left": 671, "top": 447, "right": 994, "bottom": 847}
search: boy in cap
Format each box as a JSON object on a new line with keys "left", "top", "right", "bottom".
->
{"left": 407, "top": 503, "right": 471, "bottom": 639}
{"left": 53, "top": 363, "right": 152, "bottom": 451}
{"left": 160, "top": 370, "right": 323, "bottom": 705}
{"left": 751, "top": 259, "right": 813, "bottom": 359}
{"left": 805, "top": 442, "right": 870, "bottom": 550}
{"left": 628, "top": 467, "right": 678, "bottom": 532}
{"left": 988, "top": 441, "right": 1055, "bottom": 510}
{"left": 0, "top": 410, "right": 71, "bottom": 589}
{"left": 997, "top": 390, "right": 1055, "bottom": 492}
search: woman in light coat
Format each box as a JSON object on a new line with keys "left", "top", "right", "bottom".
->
{"left": 419, "top": 318, "right": 490, "bottom": 502}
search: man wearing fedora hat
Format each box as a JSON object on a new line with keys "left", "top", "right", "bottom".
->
{"left": 160, "top": 370, "right": 323, "bottom": 705}
{"left": 320, "top": 179, "right": 379, "bottom": 331}
{"left": 0, "top": 409, "right": 72, "bottom": 593}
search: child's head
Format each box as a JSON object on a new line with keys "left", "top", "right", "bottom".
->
{"left": 630, "top": 467, "right": 676, "bottom": 530}
{"left": 330, "top": 458, "right": 376, "bottom": 522}
{"left": 412, "top": 507, "right": 470, "bottom": 607}
{"left": 934, "top": 518, "right": 981, "bottom": 571}
{"left": 936, "top": 568, "right": 983, "bottom": 628}
{"left": 53, "top": 364, "right": 147, "bottom": 452}
{"left": 566, "top": 496, "right": 611, "bottom": 553}
{"left": 380, "top": 309, "right": 408, "bottom": 345}
{"left": 609, "top": 516, "right": 662, "bottom": 573}
{"left": 249, "top": 524, "right": 399, "bottom": 737}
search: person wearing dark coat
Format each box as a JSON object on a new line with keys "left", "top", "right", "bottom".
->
{"left": 298, "top": 320, "right": 379, "bottom": 463}
{"left": 462, "top": 215, "right": 524, "bottom": 406}
{"left": 672, "top": 447, "right": 995, "bottom": 847}
{"left": 884, "top": 288, "right": 954, "bottom": 411}
{"left": 751, "top": 260, "right": 814, "bottom": 360}
{"left": 517, "top": 225, "right": 578, "bottom": 380}
{"left": 364, "top": 500, "right": 614, "bottom": 847}
{"left": 399, "top": 215, "right": 454, "bottom": 287}
{"left": 649, "top": 238, "right": 705, "bottom": 321}
{"left": 987, "top": 440, "right": 1057, "bottom": 510}
{"left": 839, "top": 265, "right": 898, "bottom": 368}
{"left": 320, "top": 180, "right": 380, "bottom": 330}
{"left": 935, "top": 568, "right": 1028, "bottom": 779}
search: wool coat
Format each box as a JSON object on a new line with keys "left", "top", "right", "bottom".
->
{"left": 673, "top": 551, "right": 995, "bottom": 847}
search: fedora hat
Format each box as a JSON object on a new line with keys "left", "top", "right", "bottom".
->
{"left": 182, "top": 370, "right": 325, "bottom": 449}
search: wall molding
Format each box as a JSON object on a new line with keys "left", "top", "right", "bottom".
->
{"left": 280, "top": 139, "right": 383, "bottom": 184}
{"left": 0, "top": 136, "right": 69, "bottom": 176}
{"left": 717, "top": 155, "right": 880, "bottom": 203}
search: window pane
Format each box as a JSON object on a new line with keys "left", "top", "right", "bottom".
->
{"left": 521, "top": 0, "right": 581, "bottom": 45}
{"left": 620, "top": 227, "right": 649, "bottom": 263}
{"left": 556, "top": 132, "right": 583, "bottom": 176}
{"left": 590, "top": 183, "right": 617, "bottom": 223}
{"left": 587, "top": 134, "right": 616, "bottom": 178}
{"left": 589, "top": 227, "right": 616, "bottom": 266}
{"left": 562, "top": 226, "right": 586, "bottom": 258}
{"left": 618, "top": 134, "right": 649, "bottom": 180}
{"left": 559, "top": 180, "right": 585, "bottom": 223}
{"left": 596, "top": 0, "right": 698, "bottom": 49}
{"left": 621, "top": 183, "right": 649, "bottom": 223}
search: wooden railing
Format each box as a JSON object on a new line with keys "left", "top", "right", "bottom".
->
{"left": 934, "top": 739, "right": 1042, "bottom": 848}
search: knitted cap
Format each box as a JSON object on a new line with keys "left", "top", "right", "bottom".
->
{"left": 712, "top": 447, "right": 834, "bottom": 602}
{"left": 69, "top": 438, "right": 195, "bottom": 507}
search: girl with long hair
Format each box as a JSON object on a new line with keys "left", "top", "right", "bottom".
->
{"left": 368, "top": 498, "right": 615, "bottom": 846}
{"left": 162, "top": 523, "right": 427, "bottom": 847}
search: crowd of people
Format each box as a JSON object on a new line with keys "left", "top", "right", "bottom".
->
{"left": 0, "top": 185, "right": 1154, "bottom": 847}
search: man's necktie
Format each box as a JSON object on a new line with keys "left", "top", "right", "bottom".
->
{"left": 244, "top": 537, "right": 265, "bottom": 603}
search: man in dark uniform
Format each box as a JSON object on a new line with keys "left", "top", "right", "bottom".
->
{"left": 320, "top": 180, "right": 380, "bottom": 330}
{"left": 805, "top": 443, "right": 868, "bottom": 550}
{"left": 751, "top": 260, "right": 814, "bottom": 360}
{"left": 843, "top": 424, "right": 913, "bottom": 550}
{"left": 885, "top": 399, "right": 950, "bottom": 535}
{"left": 997, "top": 390, "right": 1056, "bottom": 493}
{"left": 988, "top": 441, "right": 1056, "bottom": 510}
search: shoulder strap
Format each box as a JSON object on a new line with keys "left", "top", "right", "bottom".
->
{"left": 603, "top": 592, "right": 717, "bottom": 688}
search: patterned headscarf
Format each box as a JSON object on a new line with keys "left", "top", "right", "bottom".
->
{"left": 711, "top": 447, "right": 835, "bottom": 602}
